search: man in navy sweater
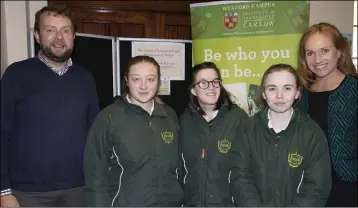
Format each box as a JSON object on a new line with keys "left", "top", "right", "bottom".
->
{"left": 1, "top": 6, "right": 100, "bottom": 207}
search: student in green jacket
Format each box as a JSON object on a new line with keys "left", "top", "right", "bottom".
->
{"left": 229, "top": 64, "right": 332, "bottom": 207}
{"left": 178, "top": 62, "right": 248, "bottom": 206}
{"left": 83, "top": 55, "right": 183, "bottom": 207}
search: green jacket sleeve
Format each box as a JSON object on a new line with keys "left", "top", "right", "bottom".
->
{"left": 290, "top": 126, "right": 332, "bottom": 207}
{"left": 83, "top": 109, "right": 113, "bottom": 207}
{"left": 229, "top": 124, "right": 263, "bottom": 207}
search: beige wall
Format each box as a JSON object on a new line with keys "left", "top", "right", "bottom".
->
{"left": 0, "top": 1, "right": 355, "bottom": 77}
{"left": 1, "top": 1, "right": 47, "bottom": 77}
{"left": 1, "top": 1, "right": 28, "bottom": 77}
{"left": 310, "top": 1, "right": 354, "bottom": 33}
{"left": 1, "top": 1, "right": 8, "bottom": 75}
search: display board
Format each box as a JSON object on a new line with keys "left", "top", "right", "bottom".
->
{"left": 190, "top": 1, "right": 310, "bottom": 116}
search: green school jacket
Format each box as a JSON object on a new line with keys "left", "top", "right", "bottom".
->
{"left": 83, "top": 95, "right": 183, "bottom": 207}
{"left": 178, "top": 103, "right": 248, "bottom": 206}
{"left": 229, "top": 107, "right": 332, "bottom": 207}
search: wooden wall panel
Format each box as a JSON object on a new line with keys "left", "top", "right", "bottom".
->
{"left": 117, "top": 23, "right": 145, "bottom": 38}
{"left": 47, "top": 0, "right": 211, "bottom": 39}
{"left": 81, "top": 22, "right": 111, "bottom": 36}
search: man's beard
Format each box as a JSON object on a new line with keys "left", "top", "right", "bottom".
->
{"left": 40, "top": 44, "right": 73, "bottom": 63}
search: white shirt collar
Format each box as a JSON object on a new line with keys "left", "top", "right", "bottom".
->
{"left": 212, "top": 110, "right": 219, "bottom": 119}
{"left": 126, "top": 95, "right": 154, "bottom": 116}
{"left": 203, "top": 110, "right": 219, "bottom": 122}
{"left": 268, "top": 108, "right": 293, "bottom": 133}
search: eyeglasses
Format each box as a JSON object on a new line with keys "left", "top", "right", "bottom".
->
{"left": 193, "top": 79, "right": 222, "bottom": 89}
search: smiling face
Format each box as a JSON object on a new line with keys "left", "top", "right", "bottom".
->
{"left": 126, "top": 61, "right": 159, "bottom": 104}
{"left": 34, "top": 12, "right": 75, "bottom": 63}
{"left": 304, "top": 32, "right": 341, "bottom": 79}
{"left": 262, "top": 70, "right": 300, "bottom": 113}
{"left": 191, "top": 68, "right": 221, "bottom": 107}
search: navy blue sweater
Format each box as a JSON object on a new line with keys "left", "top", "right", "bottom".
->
{"left": 1, "top": 57, "right": 100, "bottom": 192}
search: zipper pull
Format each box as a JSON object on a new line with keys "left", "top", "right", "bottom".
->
{"left": 273, "top": 143, "right": 278, "bottom": 158}
{"left": 201, "top": 149, "right": 205, "bottom": 159}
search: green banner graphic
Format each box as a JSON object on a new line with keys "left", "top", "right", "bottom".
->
{"left": 190, "top": 1, "right": 310, "bottom": 116}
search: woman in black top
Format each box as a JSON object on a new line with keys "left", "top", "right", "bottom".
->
{"left": 297, "top": 22, "right": 358, "bottom": 207}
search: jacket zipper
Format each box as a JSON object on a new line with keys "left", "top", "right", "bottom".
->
{"left": 271, "top": 136, "right": 279, "bottom": 205}
{"left": 149, "top": 120, "right": 159, "bottom": 156}
{"left": 149, "top": 119, "right": 160, "bottom": 205}
{"left": 273, "top": 143, "right": 278, "bottom": 158}
{"left": 201, "top": 148, "right": 207, "bottom": 207}
{"left": 201, "top": 123, "right": 212, "bottom": 206}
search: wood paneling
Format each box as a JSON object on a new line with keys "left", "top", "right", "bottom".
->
{"left": 81, "top": 22, "right": 111, "bottom": 36}
{"left": 64, "top": 1, "right": 197, "bottom": 13}
{"left": 70, "top": 8, "right": 156, "bottom": 37}
{"left": 162, "top": 13, "right": 191, "bottom": 39}
{"left": 47, "top": 0, "right": 210, "bottom": 39}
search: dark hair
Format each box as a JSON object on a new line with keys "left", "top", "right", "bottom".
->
{"left": 34, "top": 6, "right": 75, "bottom": 33}
{"left": 297, "top": 22, "right": 357, "bottom": 89}
{"left": 260, "top": 63, "right": 302, "bottom": 107}
{"left": 122, "top": 55, "right": 161, "bottom": 95}
{"left": 189, "top": 62, "right": 235, "bottom": 115}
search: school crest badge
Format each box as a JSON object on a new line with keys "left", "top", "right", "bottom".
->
{"left": 218, "top": 139, "right": 232, "bottom": 153}
{"left": 161, "top": 131, "right": 174, "bottom": 144}
{"left": 288, "top": 152, "right": 303, "bottom": 168}
{"left": 224, "top": 12, "right": 239, "bottom": 29}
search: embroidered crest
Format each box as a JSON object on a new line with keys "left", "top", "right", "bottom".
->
{"left": 224, "top": 12, "right": 239, "bottom": 29}
{"left": 161, "top": 131, "right": 174, "bottom": 144}
{"left": 218, "top": 139, "right": 232, "bottom": 153}
{"left": 288, "top": 152, "right": 303, "bottom": 168}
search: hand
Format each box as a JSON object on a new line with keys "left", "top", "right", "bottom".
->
{"left": 1, "top": 194, "right": 19, "bottom": 208}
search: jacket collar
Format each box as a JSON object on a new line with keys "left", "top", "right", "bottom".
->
{"left": 259, "top": 106, "right": 302, "bottom": 137}
{"left": 125, "top": 94, "right": 154, "bottom": 116}
{"left": 187, "top": 101, "right": 232, "bottom": 115}
{"left": 115, "top": 93, "right": 168, "bottom": 117}
{"left": 267, "top": 108, "right": 294, "bottom": 133}
{"left": 187, "top": 101, "right": 237, "bottom": 125}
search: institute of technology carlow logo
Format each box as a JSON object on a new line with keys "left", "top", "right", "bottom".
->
{"left": 224, "top": 12, "right": 238, "bottom": 29}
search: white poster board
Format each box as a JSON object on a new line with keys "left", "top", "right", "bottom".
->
{"left": 131, "top": 41, "right": 186, "bottom": 80}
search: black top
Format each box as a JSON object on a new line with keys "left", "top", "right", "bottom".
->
{"left": 307, "top": 90, "right": 331, "bottom": 140}
{"left": 307, "top": 85, "right": 357, "bottom": 196}
{"left": 305, "top": 76, "right": 358, "bottom": 206}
